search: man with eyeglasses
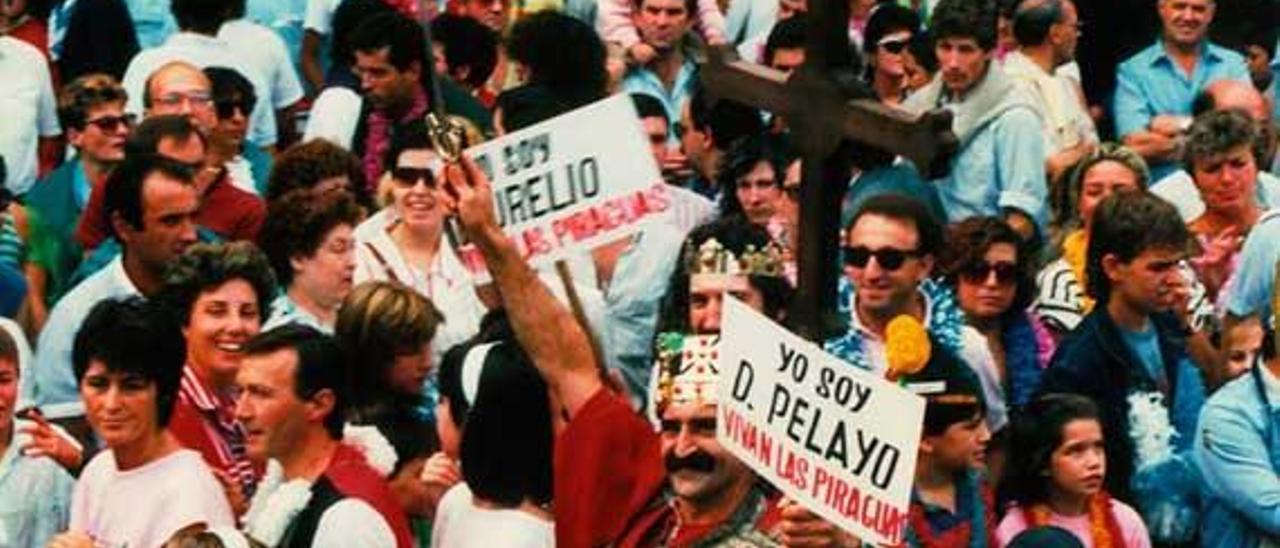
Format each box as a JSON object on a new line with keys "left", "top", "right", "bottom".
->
{"left": 27, "top": 75, "right": 132, "bottom": 328}
{"left": 1003, "top": 0, "right": 1098, "bottom": 183}
{"left": 901, "top": 0, "right": 1047, "bottom": 242}
{"left": 0, "top": 33, "right": 60, "bottom": 196}
{"left": 826, "top": 194, "right": 1008, "bottom": 435}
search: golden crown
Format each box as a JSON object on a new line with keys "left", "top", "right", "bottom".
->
{"left": 685, "top": 238, "right": 786, "bottom": 279}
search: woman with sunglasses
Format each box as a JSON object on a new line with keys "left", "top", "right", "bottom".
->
{"left": 861, "top": 4, "right": 921, "bottom": 106}
{"left": 353, "top": 121, "right": 487, "bottom": 367}
{"left": 939, "top": 217, "right": 1053, "bottom": 412}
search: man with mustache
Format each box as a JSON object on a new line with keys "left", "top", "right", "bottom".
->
{"left": 901, "top": 0, "right": 1047, "bottom": 242}
{"left": 1113, "top": 0, "right": 1249, "bottom": 182}
{"left": 440, "top": 157, "right": 847, "bottom": 546}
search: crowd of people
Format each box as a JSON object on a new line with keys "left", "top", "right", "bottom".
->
{"left": 1, "top": 0, "right": 1280, "bottom": 546}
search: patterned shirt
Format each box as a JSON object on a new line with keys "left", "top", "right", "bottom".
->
{"left": 169, "top": 365, "right": 258, "bottom": 497}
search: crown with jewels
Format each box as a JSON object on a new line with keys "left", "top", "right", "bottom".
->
{"left": 652, "top": 332, "right": 721, "bottom": 409}
{"left": 685, "top": 238, "right": 786, "bottom": 282}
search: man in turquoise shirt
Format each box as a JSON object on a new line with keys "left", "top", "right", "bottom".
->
{"left": 621, "top": 0, "right": 699, "bottom": 142}
{"left": 1113, "top": 0, "right": 1249, "bottom": 182}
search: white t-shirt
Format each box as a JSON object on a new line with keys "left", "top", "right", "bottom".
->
{"left": 121, "top": 32, "right": 279, "bottom": 146}
{"left": 305, "top": 0, "right": 345, "bottom": 35}
{"left": 431, "top": 483, "right": 554, "bottom": 548}
{"left": 0, "top": 37, "right": 61, "bottom": 195}
{"left": 218, "top": 19, "right": 306, "bottom": 111}
{"left": 312, "top": 499, "right": 397, "bottom": 548}
{"left": 70, "top": 449, "right": 235, "bottom": 548}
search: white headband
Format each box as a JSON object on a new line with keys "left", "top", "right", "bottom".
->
{"left": 461, "top": 342, "right": 499, "bottom": 405}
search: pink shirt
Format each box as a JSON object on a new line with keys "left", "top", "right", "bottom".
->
{"left": 996, "top": 500, "right": 1151, "bottom": 548}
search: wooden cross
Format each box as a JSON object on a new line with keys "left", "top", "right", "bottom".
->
{"left": 697, "top": 0, "right": 956, "bottom": 342}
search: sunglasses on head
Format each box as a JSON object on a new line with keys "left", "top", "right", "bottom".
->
{"left": 392, "top": 166, "right": 439, "bottom": 188}
{"left": 84, "top": 113, "right": 136, "bottom": 133}
{"left": 878, "top": 37, "right": 911, "bottom": 54}
{"left": 842, "top": 246, "right": 921, "bottom": 271}
{"left": 215, "top": 98, "right": 255, "bottom": 120}
{"left": 960, "top": 261, "right": 1018, "bottom": 286}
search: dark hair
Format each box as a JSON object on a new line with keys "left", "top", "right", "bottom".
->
{"left": 1002, "top": 393, "right": 1101, "bottom": 506}
{"left": 657, "top": 217, "right": 794, "bottom": 333}
{"left": 458, "top": 336, "right": 553, "bottom": 507}
{"left": 73, "top": 297, "right": 186, "bottom": 427}
{"left": 268, "top": 139, "right": 371, "bottom": 206}
{"left": 495, "top": 85, "right": 571, "bottom": 133}
{"left": 1085, "top": 191, "right": 1189, "bottom": 303}
{"left": 437, "top": 310, "right": 520, "bottom": 428}
{"left": 242, "top": 324, "right": 348, "bottom": 439}
{"left": 765, "top": 14, "right": 808, "bottom": 66}
{"left": 907, "top": 32, "right": 938, "bottom": 73}
{"left": 1012, "top": 0, "right": 1064, "bottom": 46}
{"left": 204, "top": 66, "right": 258, "bottom": 121}
{"left": 633, "top": 0, "right": 699, "bottom": 22}
{"left": 506, "top": 11, "right": 607, "bottom": 108}
{"left": 930, "top": 0, "right": 998, "bottom": 51}
{"left": 630, "top": 92, "right": 669, "bottom": 125}
{"left": 863, "top": 4, "right": 920, "bottom": 55}
{"left": 385, "top": 120, "right": 433, "bottom": 176}
{"left": 1183, "top": 108, "right": 1262, "bottom": 172}
{"left": 58, "top": 73, "right": 128, "bottom": 131}
{"left": 847, "top": 193, "right": 945, "bottom": 258}
{"left": 124, "top": 114, "right": 206, "bottom": 157}
{"left": 688, "top": 85, "right": 765, "bottom": 149}
{"left": 259, "top": 188, "right": 363, "bottom": 287}
{"left": 919, "top": 346, "right": 988, "bottom": 436}
{"left": 349, "top": 11, "right": 428, "bottom": 74}
{"left": 158, "top": 242, "right": 279, "bottom": 326}
{"left": 334, "top": 281, "right": 444, "bottom": 411}
{"left": 331, "top": 0, "right": 398, "bottom": 69}
{"left": 938, "top": 217, "right": 1035, "bottom": 313}
{"left": 0, "top": 327, "right": 18, "bottom": 372}
{"left": 170, "top": 0, "right": 228, "bottom": 34}
{"left": 432, "top": 14, "right": 499, "bottom": 90}
{"left": 104, "top": 153, "right": 196, "bottom": 235}
{"left": 717, "top": 134, "right": 784, "bottom": 219}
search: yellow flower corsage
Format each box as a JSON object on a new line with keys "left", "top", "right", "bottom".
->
{"left": 885, "top": 315, "right": 930, "bottom": 381}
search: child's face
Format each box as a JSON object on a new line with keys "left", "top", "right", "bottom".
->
{"left": 0, "top": 357, "right": 15, "bottom": 429}
{"left": 1223, "top": 319, "right": 1265, "bottom": 381}
{"left": 924, "top": 412, "right": 990, "bottom": 472}
{"left": 1049, "top": 419, "right": 1106, "bottom": 500}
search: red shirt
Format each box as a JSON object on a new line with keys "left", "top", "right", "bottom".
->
{"left": 168, "top": 365, "right": 260, "bottom": 496}
{"left": 77, "top": 172, "right": 265, "bottom": 250}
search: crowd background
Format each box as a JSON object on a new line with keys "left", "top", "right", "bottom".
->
{"left": 2, "top": 0, "right": 1280, "bottom": 546}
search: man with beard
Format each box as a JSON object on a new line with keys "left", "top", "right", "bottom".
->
{"left": 439, "top": 156, "right": 849, "bottom": 546}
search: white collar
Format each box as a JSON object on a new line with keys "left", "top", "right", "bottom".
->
{"left": 847, "top": 285, "right": 933, "bottom": 341}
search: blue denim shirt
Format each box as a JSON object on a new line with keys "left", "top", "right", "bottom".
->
{"left": 124, "top": 0, "right": 177, "bottom": 49}
{"left": 934, "top": 104, "right": 1048, "bottom": 233}
{"left": 603, "top": 224, "right": 684, "bottom": 402}
{"left": 1225, "top": 210, "right": 1280, "bottom": 321}
{"left": 1194, "top": 364, "right": 1280, "bottom": 547}
{"left": 1113, "top": 40, "right": 1250, "bottom": 181}
{"left": 622, "top": 55, "right": 697, "bottom": 146}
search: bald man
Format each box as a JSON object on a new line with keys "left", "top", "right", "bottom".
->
{"left": 144, "top": 61, "right": 218, "bottom": 134}
{"left": 1153, "top": 79, "right": 1280, "bottom": 221}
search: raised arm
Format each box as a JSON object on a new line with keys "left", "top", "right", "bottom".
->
{"left": 442, "top": 157, "right": 602, "bottom": 416}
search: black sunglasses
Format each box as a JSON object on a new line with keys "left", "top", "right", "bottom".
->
{"left": 878, "top": 37, "right": 911, "bottom": 54}
{"left": 960, "top": 261, "right": 1018, "bottom": 286}
{"left": 85, "top": 113, "right": 136, "bottom": 133}
{"left": 842, "top": 246, "right": 921, "bottom": 271}
{"left": 215, "top": 98, "right": 255, "bottom": 120}
{"left": 392, "top": 167, "right": 439, "bottom": 188}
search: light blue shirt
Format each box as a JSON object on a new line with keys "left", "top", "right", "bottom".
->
{"left": 622, "top": 55, "right": 697, "bottom": 146}
{"left": 1225, "top": 210, "right": 1280, "bottom": 322}
{"left": 29, "top": 257, "right": 139, "bottom": 419}
{"left": 1120, "top": 325, "right": 1168, "bottom": 390}
{"left": 1113, "top": 40, "right": 1250, "bottom": 181}
{"left": 1194, "top": 364, "right": 1280, "bottom": 547}
{"left": 262, "top": 293, "right": 332, "bottom": 335}
{"left": 124, "top": 0, "right": 177, "bottom": 49}
{"left": 0, "top": 419, "right": 75, "bottom": 548}
{"left": 933, "top": 103, "right": 1048, "bottom": 234}
{"left": 246, "top": 0, "right": 308, "bottom": 71}
{"left": 602, "top": 224, "right": 684, "bottom": 402}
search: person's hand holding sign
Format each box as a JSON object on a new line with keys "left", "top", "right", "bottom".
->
{"left": 778, "top": 498, "right": 861, "bottom": 547}
{"left": 441, "top": 155, "right": 504, "bottom": 249}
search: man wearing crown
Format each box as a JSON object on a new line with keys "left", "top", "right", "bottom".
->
{"left": 435, "top": 158, "right": 851, "bottom": 547}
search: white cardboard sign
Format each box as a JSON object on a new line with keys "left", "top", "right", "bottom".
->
{"left": 716, "top": 296, "right": 926, "bottom": 545}
{"left": 455, "top": 95, "right": 670, "bottom": 277}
